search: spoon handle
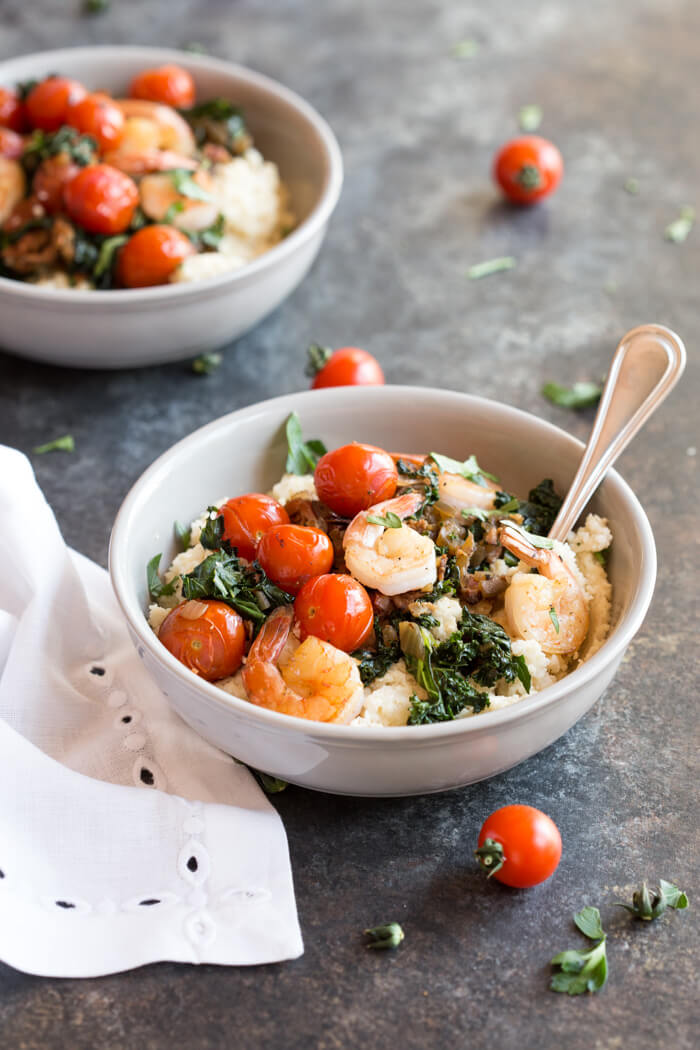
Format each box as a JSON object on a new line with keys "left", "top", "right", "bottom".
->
{"left": 548, "top": 323, "right": 686, "bottom": 542}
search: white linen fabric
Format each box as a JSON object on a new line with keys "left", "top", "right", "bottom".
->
{"left": 0, "top": 446, "right": 303, "bottom": 977}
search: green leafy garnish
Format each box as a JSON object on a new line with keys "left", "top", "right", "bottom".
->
{"left": 550, "top": 907, "right": 608, "bottom": 996}
{"left": 33, "top": 434, "right": 75, "bottom": 454}
{"left": 549, "top": 606, "right": 560, "bottom": 633}
{"left": 452, "top": 39, "right": 479, "bottom": 59}
{"left": 146, "top": 554, "right": 178, "bottom": 600}
{"left": 542, "top": 380, "right": 603, "bottom": 409}
{"left": 192, "top": 352, "right": 222, "bottom": 375}
{"left": 83, "top": 0, "right": 109, "bottom": 12}
{"left": 665, "top": 205, "right": 694, "bottom": 243}
{"left": 364, "top": 922, "right": 404, "bottom": 949}
{"left": 93, "top": 235, "right": 128, "bottom": 280}
{"left": 22, "top": 125, "right": 97, "bottom": 171}
{"left": 181, "top": 549, "right": 292, "bottom": 627}
{"left": 367, "top": 511, "right": 402, "bottom": 529}
{"left": 616, "top": 879, "right": 688, "bottom": 921}
{"left": 467, "top": 256, "right": 516, "bottom": 280}
{"left": 163, "top": 200, "right": 185, "bottom": 224}
{"left": 518, "top": 104, "right": 542, "bottom": 131}
{"left": 198, "top": 213, "right": 226, "bottom": 249}
{"left": 352, "top": 620, "right": 402, "bottom": 685}
{"left": 256, "top": 773, "right": 288, "bottom": 794}
{"left": 174, "top": 520, "right": 191, "bottom": 550}
{"left": 396, "top": 458, "right": 440, "bottom": 507}
{"left": 594, "top": 549, "right": 608, "bottom": 565}
{"left": 501, "top": 520, "right": 554, "bottom": 549}
{"left": 430, "top": 451, "right": 498, "bottom": 487}
{"left": 180, "top": 97, "right": 248, "bottom": 151}
{"left": 461, "top": 498, "right": 519, "bottom": 520}
{"left": 170, "top": 169, "right": 214, "bottom": 202}
{"left": 284, "top": 412, "right": 327, "bottom": 474}
{"left": 305, "top": 342, "right": 332, "bottom": 377}
{"left": 624, "top": 177, "right": 640, "bottom": 195}
{"left": 494, "top": 478, "right": 562, "bottom": 537}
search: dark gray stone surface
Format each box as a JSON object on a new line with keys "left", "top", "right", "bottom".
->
{"left": 0, "top": 1, "right": 697, "bottom": 1047}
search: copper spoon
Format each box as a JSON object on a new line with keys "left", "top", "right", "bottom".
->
{"left": 548, "top": 323, "right": 687, "bottom": 541}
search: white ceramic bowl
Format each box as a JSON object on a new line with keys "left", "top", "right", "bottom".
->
{"left": 109, "top": 387, "right": 656, "bottom": 796}
{"left": 0, "top": 47, "right": 343, "bottom": 368}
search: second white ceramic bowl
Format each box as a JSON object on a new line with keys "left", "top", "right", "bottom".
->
{"left": 0, "top": 47, "right": 343, "bottom": 368}
{"left": 109, "top": 387, "right": 656, "bottom": 796}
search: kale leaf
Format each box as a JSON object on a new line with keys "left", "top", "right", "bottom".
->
{"left": 22, "top": 126, "right": 97, "bottom": 173}
{"left": 181, "top": 549, "right": 292, "bottom": 626}
{"left": 352, "top": 619, "right": 401, "bottom": 685}
{"left": 395, "top": 458, "right": 440, "bottom": 507}
{"left": 495, "top": 478, "right": 562, "bottom": 537}
{"left": 180, "top": 97, "right": 249, "bottom": 151}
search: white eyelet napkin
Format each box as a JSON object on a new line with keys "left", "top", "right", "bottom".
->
{"left": 0, "top": 446, "right": 303, "bottom": 977}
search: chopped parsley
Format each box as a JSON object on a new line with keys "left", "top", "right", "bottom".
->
{"left": 542, "top": 380, "right": 603, "bottom": 409}
{"left": 367, "top": 511, "right": 402, "bottom": 528}
{"left": 22, "top": 126, "right": 97, "bottom": 172}
{"left": 33, "top": 434, "right": 75, "bottom": 454}
{"left": 430, "top": 451, "right": 498, "bottom": 487}
{"left": 364, "top": 922, "right": 404, "bottom": 949}
{"left": 146, "top": 554, "right": 178, "bottom": 600}
{"left": 284, "top": 412, "right": 327, "bottom": 474}
{"left": 174, "top": 520, "right": 191, "bottom": 549}
{"left": 624, "top": 176, "right": 640, "bottom": 195}
{"left": 93, "top": 235, "right": 128, "bottom": 281}
{"left": 192, "top": 352, "right": 222, "bottom": 375}
{"left": 550, "top": 907, "right": 608, "bottom": 996}
{"left": 518, "top": 103, "right": 542, "bottom": 131}
{"left": 467, "top": 256, "right": 516, "bottom": 280}
{"left": 170, "top": 169, "right": 214, "bottom": 202}
{"left": 549, "top": 606, "right": 560, "bottom": 633}
{"left": 181, "top": 550, "right": 292, "bottom": 626}
{"left": 665, "top": 205, "right": 694, "bottom": 243}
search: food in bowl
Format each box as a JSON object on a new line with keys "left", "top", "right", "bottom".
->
{"left": 146, "top": 414, "right": 612, "bottom": 727}
{"left": 0, "top": 64, "right": 294, "bottom": 289}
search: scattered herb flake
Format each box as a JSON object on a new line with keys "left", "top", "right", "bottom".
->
{"left": 467, "top": 256, "right": 516, "bottom": 280}
{"left": 550, "top": 907, "right": 608, "bottom": 996}
{"left": 366, "top": 511, "right": 402, "bottom": 529}
{"left": 430, "top": 451, "right": 498, "bottom": 486}
{"left": 174, "top": 520, "right": 191, "bottom": 550}
{"left": 33, "top": 434, "right": 75, "bottom": 454}
{"left": 170, "top": 169, "right": 214, "bottom": 202}
{"left": 284, "top": 412, "right": 327, "bottom": 474}
{"left": 518, "top": 104, "right": 542, "bottom": 132}
{"left": 616, "top": 879, "right": 688, "bottom": 921}
{"left": 146, "top": 553, "right": 178, "bottom": 600}
{"left": 364, "top": 922, "right": 404, "bottom": 950}
{"left": 256, "top": 772, "right": 288, "bottom": 794}
{"left": 624, "top": 177, "right": 640, "bottom": 195}
{"left": 93, "top": 235, "right": 128, "bottom": 280}
{"left": 83, "top": 0, "right": 109, "bottom": 11}
{"left": 549, "top": 606, "right": 560, "bottom": 633}
{"left": 501, "top": 520, "right": 555, "bottom": 549}
{"left": 665, "top": 205, "right": 695, "bottom": 243}
{"left": 495, "top": 479, "right": 562, "bottom": 537}
{"left": 452, "top": 39, "right": 479, "bottom": 59}
{"left": 192, "top": 352, "right": 222, "bottom": 375}
{"left": 594, "top": 549, "right": 608, "bottom": 566}
{"left": 542, "top": 380, "right": 603, "bottom": 410}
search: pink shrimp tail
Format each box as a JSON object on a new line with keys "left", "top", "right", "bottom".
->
{"left": 246, "top": 605, "right": 294, "bottom": 664}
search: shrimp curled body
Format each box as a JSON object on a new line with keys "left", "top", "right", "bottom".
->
{"left": 241, "top": 607, "right": 364, "bottom": 724}
{"left": 343, "top": 491, "right": 437, "bottom": 596}
{"left": 499, "top": 524, "right": 589, "bottom": 655}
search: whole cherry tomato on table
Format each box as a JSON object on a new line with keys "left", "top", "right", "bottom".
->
{"left": 314, "top": 444, "right": 398, "bottom": 518}
{"left": 0, "top": 127, "right": 24, "bottom": 159}
{"left": 65, "top": 92, "right": 125, "bottom": 152}
{"left": 158, "top": 599, "right": 246, "bottom": 682}
{"left": 257, "top": 524, "right": 334, "bottom": 595}
{"left": 475, "top": 804, "right": 562, "bottom": 888}
{"left": 33, "top": 155, "right": 83, "bottom": 214}
{"left": 219, "top": 494, "right": 290, "bottom": 561}
{"left": 129, "top": 65, "right": 196, "bottom": 108}
{"left": 493, "top": 135, "right": 563, "bottom": 205}
{"left": 295, "top": 573, "right": 374, "bottom": 652}
{"left": 0, "top": 87, "right": 26, "bottom": 132}
{"left": 25, "top": 76, "right": 87, "bottom": 132}
{"left": 117, "top": 225, "right": 196, "bottom": 287}
{"left": 307, "top": 343, "right": 385, "bottom": 389}
{"left": 63, "top": 164, "right": 139, "bottom": 235}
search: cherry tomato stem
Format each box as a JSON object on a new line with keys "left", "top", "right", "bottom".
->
{"left": 493, "top": 135, "right": 563, "bottom": 206}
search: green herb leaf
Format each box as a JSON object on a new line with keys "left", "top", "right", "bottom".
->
{"left": 501, "top": 520, "right": 555, "bottom": 550}
{"left": 658, "top": 879, "right": 689, "bottom": 910}
{"left": 467, "top": 256, "right": 516, "bottom": 280}
{"left": 180, "top": 97, "right": 248, "bottom": 152}
{"left": 305, "top": 342, "right": 333, "bottom": 377}
{"left": 83, "top": 0, "right": 109, "bottom": 12}
{"left": 513, "top": 653, "right": 531, "bottom": 692}
{"left": 163, "top": 199, "right": 185, "bottom": 224}
{"left": 22, "top": 125, "right": 97, "bottom": 170}
{"left": 430, "top": 451, "right": 498, "bottom": 486}
{"left": 364, "top": 922, "right": 404, "bottom": 949}
{"left": 180, "top": 547, "right": 292, "bottom": 627}
{"left": 665, "top": 205, "right": 695, "bottom": 243}
{"left": 542, "top": 380, "right": 603, "bottom": 409}
{"left": 594, "top": 549, "right": 608, "bottom": 565}
{"left": 93, "top": 235, "right": 128, "bottom": 280}
{"left": 624, "top": 177, "right": 640, "bottom": 195}
{"left": 284, "top": 412, "right": 327, "bottom": 474}
{"left": 146, "top": 553, "right": 178, "bottom": 600}
{"left": 495, "top": 479, "right": 562, "bottom": 537}
{"left": 174, "top": 520, "right": 191, "bottom": 550}
{"left": 352, "top": 620, "right": 402, "bottom": 685}
{"left": 549, "top": 606, "right": 560, "bottom": 633}
{"left": 170, "top": 169, "right": 214, "bottom": 202}
{"left": 518, "top": 103, "right": 542, "bottom": 131}
{"left": 550, "top": 908, "right": 608, "bottom": 995}
{"left": 256, "top": 772, "right": 288, "bottom": 794}
{"left": 452, "top": 39, "right": 479, "bottom": 59}
{"left": 367, "top": 511, "right": 402, "bottom": 529}
{"left": 396, "top": 458, "right": 440, "bottom": 508}
{"left": 33, "top": 434, "right": 75, "bottom": 454}
{"left": 192, "top": 352, "right": 222, "bottom": 375}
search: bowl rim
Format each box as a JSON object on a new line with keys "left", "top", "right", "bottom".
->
{"left": 109, "top": 386, "right": 657, "bottom": 743}
{"left": 0, "top": 45, "right": 343, "bottom": 304}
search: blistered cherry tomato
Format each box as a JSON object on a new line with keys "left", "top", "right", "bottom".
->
{"left": 25, "top": 76, "right": 87, "bottom": 132}
{"left": 310, "top": 346, "right": 384, "bottom": 389}
{"left": 33, "top": 154, "right": 82, "bottom": 213}
{"left": 0, "top": 127, "right": 24, "bottom": 158}
{"left": 63, "top": 164, "right": 138, "bottom": 234}
{"left": 65, "top": 92, "right": 125, "bottom": 152}
{"left": 220, "top": 494, "right": 290, "bottom": 561}
{"left": 493, "top": 135, "right": 563, "bottom": 205}
{"left": 128, "top": 65, "right": 196, "bottom": 108}
{"left": 476, "top": 805, "right": 562, "bottom": 888}
{"left": 257, "top": 524, "right": 334, "bottom": 595}
{"left": 116, "top": 225, "right": 195, "bottom": 287}
{"left": 0, "top": 87, "right": 25, "bottom": 132}
{"left": 159, "top": 599, "right": 246, "bottom": 681}
{"left": 295, "top": 574, "right": 373, "bottom": 652}
{"left": 314, "top": 443, "right": 398, "bottom": 518}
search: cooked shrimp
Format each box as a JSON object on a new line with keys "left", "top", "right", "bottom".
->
{"left": 104, "top": 100, "right": 197, "bottom": 174}
{"left": 0, "top": 157, "right": 26, "bottom": 226}
{"left": 437, "top": 472, "right": 499, "bottom": 512}
{"left": 139, "top": 170, "right": 219, "bottom": 232}
{"left": 241, "top": 607, "right": 364, "bottom": 724}
{"left": 343, "top": 491, "right": 437, "bottom": 596}
{"left": 499, "top": 523, "right": 589, "bottom": 654}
